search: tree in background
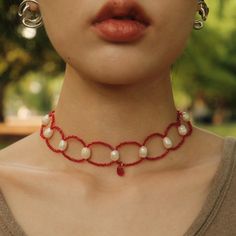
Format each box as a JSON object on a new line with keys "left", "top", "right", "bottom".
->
{"left": 0, "top": 0, "right": 64, "bottom": 121}
{"left": 172, "top": 0, "right": 236, "bottom": 123}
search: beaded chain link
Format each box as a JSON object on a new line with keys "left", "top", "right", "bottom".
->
{"left": 40, "top": 110, "right": 193, "bottom": 176}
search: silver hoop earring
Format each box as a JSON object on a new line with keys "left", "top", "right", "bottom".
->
{"left": 193, "top": 0, "right": 209, "bottom": 30}
{"left": 18, "top": 0, "right": 43, "bottom": 28}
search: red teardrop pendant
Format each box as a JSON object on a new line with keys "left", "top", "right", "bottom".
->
{"left": 117, "top": 163, "right": 125, "bottom": 176}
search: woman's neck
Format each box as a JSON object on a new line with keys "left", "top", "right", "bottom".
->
{"left": 52, "top": 64, "right": 192, "bottom": 181}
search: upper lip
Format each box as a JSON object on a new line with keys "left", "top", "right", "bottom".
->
{"left": 91, "top": 0, "right": 152, "bottom": 26}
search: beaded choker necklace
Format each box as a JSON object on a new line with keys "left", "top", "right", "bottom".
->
{"left": 40, "top": 110, "right": 193, "bottom": 176}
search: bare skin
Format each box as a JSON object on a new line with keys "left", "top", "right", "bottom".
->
{"left": 0, "top": 128, "right": 225, "bottom": 236}
{"left": 0, "top": 0, "right": 225, "bottom": 235}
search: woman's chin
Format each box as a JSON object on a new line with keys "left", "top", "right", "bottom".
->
{"left": 88, "top": 74, "right": 146, "bottom": 86}
{"left": 69, "top": 63, "right": 150, "bottom": 86}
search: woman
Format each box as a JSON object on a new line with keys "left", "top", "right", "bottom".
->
{"left": 0, "top": 0, "right": 235, "bottom": 235}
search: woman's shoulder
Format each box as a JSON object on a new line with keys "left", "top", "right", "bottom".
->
{"left": 201, "top": 135, "right": 236, "bottom": 235}
{"left": 0, "top": 134, "right": 38, "bottom": 236}
{"left": 0, "top": 131, "right": 38, "bottom": 171}
{"left": 0, "top": 130, "right": 58, "bottom": 188}
{"left": 0, "top": 131, "right": 63, "bottom": 234}
{"left": 0, "top": 131, "right": 38, "bottom": 162}
{"left": 0, "top": 129, "right": 65, "bottom": 171}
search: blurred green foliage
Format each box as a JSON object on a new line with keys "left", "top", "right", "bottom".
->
{"left": 196, "top": 122, "right": 236, "bottom": 137}
{"left": 4, "top": 72, "right": 63, "bottom": 116}
{"left": 0, "top": 0, "right": 64, "bottom": 120}
{"left": 172, "top": 0, "right": 236, "bottom": 117}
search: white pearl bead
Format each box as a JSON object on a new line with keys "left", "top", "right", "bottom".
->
{"left": 182, "top": 111, "right": 190, "bottom": 122}
{"left": 42, "top": 114, "right": 50, "bottom": 125}
{"left": 178, "top": 124, "right": 188, "bottom": 136}
{"left": 81, "top": 147, "right": 91, "bottom": 159}
{"left": 110, "top": 150, "right": 120, "bottom": 161}
{"left": 58, "top": 140, "right": 68, "bottom": 151}
{"left": 163, "top": 136, "right": 173, "bottom": 149}
{"left": 139, "top": 146, "right": 148, "bottom": 158}
{"left": 43, "top": 127, "right": 53, "bottom": 139}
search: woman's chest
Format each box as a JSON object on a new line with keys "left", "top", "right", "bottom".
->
{"left": 1, "top": 167, "right": 217, "bottom": 236}
{"left": 5, "top": 190, "right": 205, "bottom": 236}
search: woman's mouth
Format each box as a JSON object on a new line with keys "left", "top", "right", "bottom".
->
{"left": 91, "top": 0, "right": 152, "bottom": 43}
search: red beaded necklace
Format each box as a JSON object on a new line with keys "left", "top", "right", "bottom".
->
{"left": 40, "top": 110, "right": 193, "bottom": 176}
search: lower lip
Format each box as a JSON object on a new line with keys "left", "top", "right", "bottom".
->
{"left": 92, "top": 19, "right": 149, "bottom": 43}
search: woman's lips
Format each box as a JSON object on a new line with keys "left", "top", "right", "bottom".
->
{"left": 91, "top": 0, "right": 151, "bottom": 43}
{"left": 92, "top": 18, "right": 148, "bottom": 43}
{"left": 91, "top": 0, "right": 152, "bottom": 26}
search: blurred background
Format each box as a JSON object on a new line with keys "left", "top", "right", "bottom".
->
{"left": 0, "top": 0, "right": 236, "bottom": 149}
